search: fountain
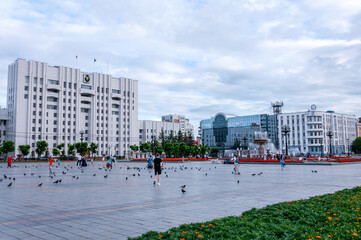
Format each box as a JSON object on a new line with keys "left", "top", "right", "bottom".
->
{"left": 253, "top": 132, "right": 273, "bottom": 159}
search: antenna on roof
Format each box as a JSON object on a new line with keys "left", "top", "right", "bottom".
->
{"left": 271, "top": 101, "right": 283, "bottom": 115}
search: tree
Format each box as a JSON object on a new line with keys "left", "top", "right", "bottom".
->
{"left": 191, "top": 145, "right": 200, "bottom": 157}
{"left": 172, "top": 143, "right": 180, "bottom": 158}
{"left": 210, "top": 147, "right": 220, "bottom": 157}
{"left": 68, "top": 144, "right": 76, "bottom": 156}
{"left": 159, "top": 128, "right": 166, "bottom": 148}
{"left": 167, "top": 130, "right": 176, "bottom": 143}
{"left": 89, "top": 142, "right": 98, "bottom": 159}
{"left": 352, "top": 137, "right": 361, "bottom": 154}
{"left": 56, "top": 143, "right": 65, "bottom": 158}
{"left": 35, "top": 141, "right": 48, "bottom": 159}
{"left": 149, "top": 136, "right": 159, "bottom": 155}
{"left": 18, "top": 145, "right": 30, "bottom": 158}
{"left": 157, "top": 146, "right": 164, "bottom": 154}
{"left": 180, "top": 142, "right": 190, "bottom": 157}
{"left": 140, "top": 143, "right": 150, "bottom": 158}
{"left": 185, "top": 131, "right": 194, "bottom": 148}
{"left": 1, "top": 141, "right": 15, "bottom": 156}
{"left": 75, "top": 142, "right": 88, "bottom": 156}
{"left": 130, "top": 144, "right": 139, "bottom": 158}
{"left": 177, "top": 130, "right": 183, "bottom": 143}
{"left": 164, "top": 142, "right": 174, "bottom": 158}
{"left": 200, "top": 145, "right": 210, "bottom": 155}
{"left": 52, "top": 148, "right": 60, "bottom": 157}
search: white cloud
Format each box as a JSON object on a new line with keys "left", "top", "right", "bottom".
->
{"left": 0, "top": 0, "right": 360, "bottom": 130}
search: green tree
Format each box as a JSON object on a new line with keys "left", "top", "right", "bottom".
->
{"left": 52, "top": 148, "right": 60, "bottom": 157}
{"left": 164, "top": 142, "right": 174, "bottom": 158}
{"left": 18, "top": 145, "right": 31, "bottom": 158}
{"left": 180, "top": 142, "right": 190, "bottom": 157}
{"left": 68, "top": 144, "right": 76, "bottom": 156}
{"left": 149, "top": 136, "right": 159, "bottom": 155}
{"left": 159, "top": 128, "right": 166, "bottom": 148}
{"left": 173, "top": 143, "right": 180, "bottom": 158}
{"left": 157, "top": 146, "right": 164, "bottom": 154}
{"left": 200, "top": 145, "right": 210, "bottom": 155}
{"left": 191, "top": 145, "right": 200, "bottom": 156}
{"left": 185, "top": 131, "right": 194, "bottom": 148}
{"left": 75, "top": 142, "right": 88, "bottom": 156}
{"left": 56, "top": 143, "right": 65, "bottom": 158}
{"left": 1, "top": 141, "right": 15, "bottom": 156}
{"left": 210, "top": 147, "right": 220, "bottom": 157}
{"left": 177, "top": 130, "right": 183, "bottom": 143}
{"left": 89, "top": 142, "right": 98, "bottom": 159}
{"left": 352, "top": 137, "right": 361, "bottom": 154}
{"left": 140, "top": 143, "right": 150, "bottom": 157}
{"left": 167, "top": 130, "right": 176, "bottom": 143}
{"left": 35, "top": 141, "right": 48, "bottom": 159}
{"left": 130, "top": 144, "right": 139, "bottom": 158}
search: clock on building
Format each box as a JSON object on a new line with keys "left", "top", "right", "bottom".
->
{"left": 84, "top": 74, "right": 90, "bottom": 83}
{"left": 311, "top": 104, "right": 317, "bottom": 110}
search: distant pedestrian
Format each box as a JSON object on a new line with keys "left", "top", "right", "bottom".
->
{"left": 102, "top": 156, "right": 105, "bottom": 162}
{"left": 76, "top": 155, "right": 82, "bottom": 166}
{"left": 233, "top": 155, "right": 239, "bottom": 174}
{"left": 49, "top": 163, "right": 54, "bottom": 176}
{"left": 57, "top": 158, "right": 61, "bottom": 166}
{"left": 153, "top": 153, "right": 163, "bottom": 186}
{"left": 281, "top": 154, "right": 285, "bottom": 170}
{"left": 147, "top": 155, "right": 153, "bottom": 169}
{"left": 7, "top": 155, "right": 12, "bottom": 168}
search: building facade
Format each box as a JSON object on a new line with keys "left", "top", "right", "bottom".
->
{"left": 7, "top": 58, "right": 138, "bottom": 157}
{"left": 0, "top": 108, "right": 8, "bottom": 144}
{"left": 200, "top": 113, "right": 278, "bottom": 149}
{"left": 357, "top": 118, "right": 361, "bottom": 138}
{"left": 161, "top": 114, "right": 194, "bottom": 136}
{"left": 278, "top": 110, "right": 357, "bottom": 155}
{"left": 139, "top": 120, "right": 181, "bottom": 145}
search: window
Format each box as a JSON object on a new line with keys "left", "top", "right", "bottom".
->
{"left": 24, "top": 94, "right": 28, "bottom": 99}
{"left": 24, "top": 86, "right": 29, "bottom": 91}
{"left": 40, "top": 78, "right": 43, "bottom": 84}
{"left": 81, "top": 84, "right": 92, "bottom": 90}
{"left": 47, "top": 105, "right": 57, "bottom": 110}
{"left": 33, "top": 87, "right": 37, "bottom": 91}
{"left": 48, "top": 79, "right": 59, "bottom": 85}
{"left": 34, "top": 77, "right": 37, "bottom": 84}
{"left": 25, "top": 76, "right": 29, "bottom": 83}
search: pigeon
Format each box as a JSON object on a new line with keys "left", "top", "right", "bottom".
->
{"left": 258, "top": 172, "right": 263, "bottom": 175}
{"left": 180, "top": 185, "right": 186, "bottom": 189}
{"left": 38, "top": 183, "right": 43, "bottom": 187}
{"left": 138, "top": 173, "right": 140, "bottom": 176}
{"left": 0, "top": 179, "right": 2, "bottom": 182}
{"left": 93, "top": 174, "right": 96, "bottom": 176}
{"left": 53, "top": 180, "right": 59, "bottom": 183}
{"left": 8, "top": 182, "right": 12, "bottom": 187}
{"left": 205, "top": 173, "right": 207, "bottom": 176}
{"left": 72, "top": 176, "right": 76, "bottom": 178}
{"left": 181, "top": 188, "right": 186, "bottom": 193}
{"left": 132, "top": 174, "right": 135, "bottom": 177}
{"left": 4, "top": 175, "right": 7, "bottom": 179}
{"left": 58, "top": 179, "right": 62, "bottom": 183}
{"left": 24, "top": 173, "right": 26, "bottom": 176}
{"left": 150, "top": 175, "right": 152, "bottom": 178}
{"left": 252, "top": 174, "right": 256, "bottom": 176}
{"left": 314, "top": 170, "right": 318, "bottom": 173}
{"left": 104, "top": 175, "right": 108, "bottom": 178}
{"left": 237, "top": 180, "right": 240, "bottom": 184}
{"left": 125, "top": 177, "right": 128, "bottom": 180}
{"left": 76, "top": 176, "right": 79, "bottom": 180}
{"left": 31, "top": 173, "right": 34, "bottom": 176}
{"left": 166, "top": 175, "right": 168, "bottom": 178}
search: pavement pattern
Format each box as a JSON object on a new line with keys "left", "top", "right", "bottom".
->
{"left": 0, "top": 161, "right": 360, "bottom": 239}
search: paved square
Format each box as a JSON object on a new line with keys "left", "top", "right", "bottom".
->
{"left": 0, "top": 161, "right": 361, "bottom": 239}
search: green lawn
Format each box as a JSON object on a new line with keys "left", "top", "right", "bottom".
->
{"left": 129, "top": 186, "right": 361, "bottom": 240}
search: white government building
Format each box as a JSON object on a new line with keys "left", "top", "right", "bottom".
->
{"left": 7, "top": 58, "right": 139, "bottom": 157}
{"left": 278, "top": 109, "right": 357, "bottom": 156}
{"left": 5, "top": 58, "right": 187, "bottom": 158}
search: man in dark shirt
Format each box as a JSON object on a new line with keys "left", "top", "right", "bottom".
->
{"left": 153, "top": 153, "right": 163, "bottom": 185}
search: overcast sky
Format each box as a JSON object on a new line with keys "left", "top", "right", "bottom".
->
{"left": 1, "top": 0, "right": 360, "bottom": 128}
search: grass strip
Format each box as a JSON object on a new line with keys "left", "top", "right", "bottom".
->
{"left": 129, "top": 186, "right": 361, "bottom": 240}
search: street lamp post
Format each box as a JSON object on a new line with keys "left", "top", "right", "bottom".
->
{"left": 320, "top": 142, "right": 323, "bottom": 157}
{"left": 80, "top": 130, "right": 85, "bottom": 156}
{"left": 327, "top": 130, "right": 333, "bottom": 157}
{"left": 281, "top": 125, "right": 291, "bottom": 156}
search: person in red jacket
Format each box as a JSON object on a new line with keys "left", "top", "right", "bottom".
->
{"left": 7, "top": 155, "right": 12, "bottom": 168}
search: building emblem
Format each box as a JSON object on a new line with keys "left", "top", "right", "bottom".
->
{"left": 84, "top": 74, "right": 90, "bottom": 83}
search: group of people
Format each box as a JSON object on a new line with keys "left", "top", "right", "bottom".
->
{"left": 146, "top": 154, "right": 163, "bottom": 185}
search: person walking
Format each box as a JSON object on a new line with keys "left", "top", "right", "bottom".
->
{"left": 281, "top": 153, "right": 285, "bottom": 170}
{"left": 233, "top": 155, "right": 239, "bottom": 174}
{"left": 147, "top": 155, "right": 153, "bottom": 169}
{"left": 7, "top": 155, "right": 12, "bottom": 168}
{"left": 76, "top": 155, "right": 82, "bottom": 166}
{"left": 153, "top": 153, "right": 163, "bottom": 186}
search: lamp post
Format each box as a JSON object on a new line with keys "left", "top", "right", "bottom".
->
{"left": 242, "top": 136, "right": 248, "bottom": 150}
{"left": 327, "top": 130, "right": 333, "bottom": 156}
{"left": 281, "top": 125, "right": 291, "bottom": 156}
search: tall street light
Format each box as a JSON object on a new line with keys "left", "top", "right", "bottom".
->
{"left": 320, "top": 142, "right": 323, "bottom": 157}
{"left": 346, "top": 138, "right": 349, "bottom": 156}
{"left": 281, "top": 125, "right": 291, "bottom": 156}
{"left": 80, "top": 130, "right": 85, "bottom": 156}
{"left": 327, "top": 130, "right": 333, "bottom": 156}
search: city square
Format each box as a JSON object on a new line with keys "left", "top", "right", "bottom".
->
{"left": 1, "top": 160, "right": 361, "bottom": 239}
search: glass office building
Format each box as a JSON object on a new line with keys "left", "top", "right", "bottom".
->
{"left": 200, "top": 113, "right": 278, "bottom": 149}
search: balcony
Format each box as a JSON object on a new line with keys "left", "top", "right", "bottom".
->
{"left": 111, "top": 93, "right": 122, "bottom": 100}
{"left": 80, "top": 88, "right": 95, "bottom": 96}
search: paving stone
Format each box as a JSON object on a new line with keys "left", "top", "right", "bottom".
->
{"left": 1, "top": 161, "right": 361, "bottom": 239}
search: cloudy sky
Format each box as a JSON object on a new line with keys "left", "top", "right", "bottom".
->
{"left": 1, "top": 0, "right": 360, "bottom": 128}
